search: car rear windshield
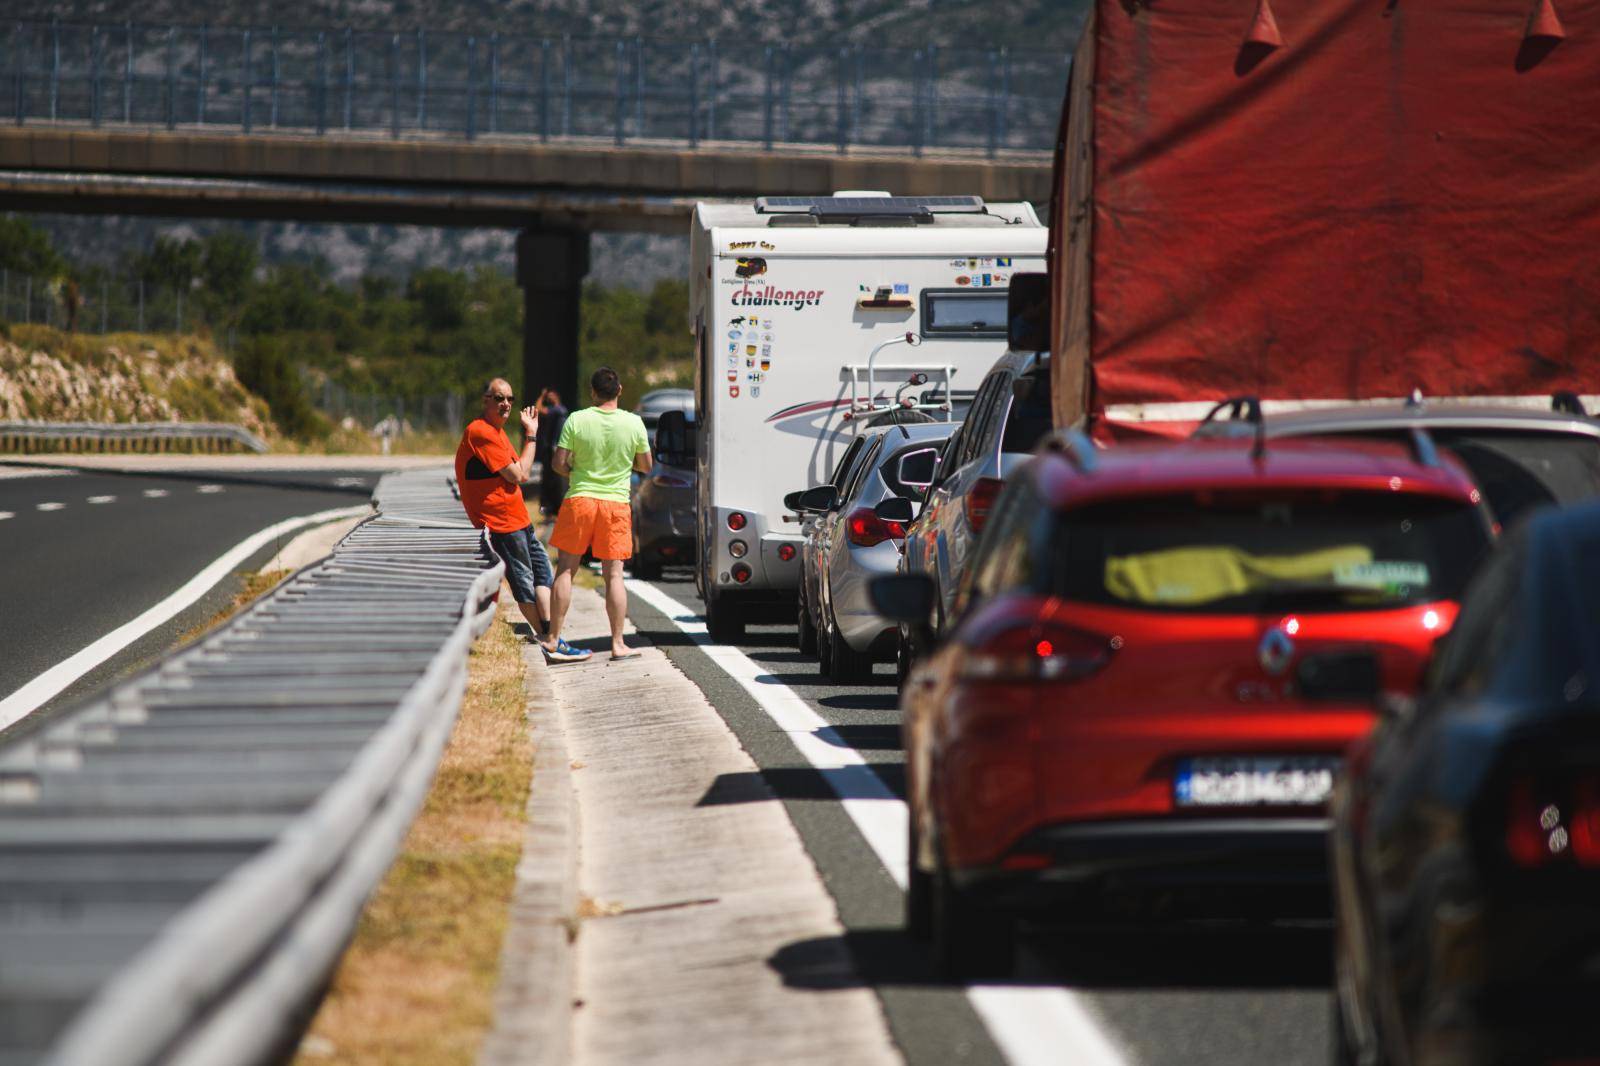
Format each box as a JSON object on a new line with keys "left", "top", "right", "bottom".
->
{"left": 1050, "top": 491, "right": 1491, "bottom": 613}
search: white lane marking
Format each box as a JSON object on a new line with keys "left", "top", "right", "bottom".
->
{"left": 86, "top": 495, "right": 116, "bottom": 504}
{"left": 333, "top": 477, "right": 367, "bottom": 488}
{"left": 0, "top": 505, "right": 371, "bottom": 732}
{"left": 0, "top": 511, "right": 13, "bottom": 520}
{"left": 36, "top": 502, "right": 65, "bottom": 512}
{"left": 142, "top": 489, "right": 169, "bottom": 498}
{"left": 624, "top": 580, "right": 1131, "bottom": 1066}
{"left": 196, "top": 484, "right": 224, "bottom": 494}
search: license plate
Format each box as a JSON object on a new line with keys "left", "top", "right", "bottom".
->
{"left": 1174, "top": 755, "right": 1341, "bottom": 807}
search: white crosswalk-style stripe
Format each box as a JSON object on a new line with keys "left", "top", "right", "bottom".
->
{"left": 86, "top": 496, "right": 116, "bottom": 504}
{"left": 0, "top": 511, "right": 13, "bottom": 520}
{"left": 142, "top": 489, "right": 169, "bottom": 498}
{"left": 196, "top": 485, "right": 224, "bottom": 494}
{"left": 36, "top": 502, "right": 64, "bottom": 512}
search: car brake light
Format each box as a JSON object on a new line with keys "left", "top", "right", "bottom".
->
{"left": 963, "top": 477, "right": 1004, "bottom": 536}
{"left": 1504, "top": 772, "right": 1600, "bottom": 868}
{"left": 846, "top": 507, "right": 906, "bottom": 548}
{"left": 959, "top": 621, "right": 1116, "bottom": 683}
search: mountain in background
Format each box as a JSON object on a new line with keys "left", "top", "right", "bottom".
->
{"left": 15, "top": 0, "right": 1088, "bottom": 52}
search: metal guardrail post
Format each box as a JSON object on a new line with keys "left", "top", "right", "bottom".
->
{"left": 465, "top": 35, "right": 477, "bottom": 141}
{"left": 688, "top": 42, "right": 698, "bottom": 147}
{"left": 911, "top": 48, "right": 924, "bottom": 157}
{"left": 560, "top": 34, "right": 571, "bottom": 137}
{"left": 122, "top": 20, "right": 132, "bottom": 124}
{"left": 706, "top": 37, "right": 717, "bottom": 141}
{"left": 999, "top": 46, "right": 1011, "bottom": 149}
{"left": 13, "top": 22, "right": 25, "bottom": 126}
{"left": 538, "top": 38, "right": 549, "bottom": 141}
{"left": 164, "top": 26, "right": 175, "bottom": 129}
{"left": 137, "top": 277, "right": 144, "bottom": 331}
{"left": 487, "top": 31, "right": 498, "bottom": 134}
{"left": 633, "top": 35, "right": 643, "bottom": 139}
{"left": 23, "top": 276, "right": 31, "bottom": 324}
{"left": 196, "top": 24, "right": 207, "bottom": 126}
{"left": 415, "top": 27, "right": 426, "bottom": 129}
{"left": 343, "top": 27, "right": 353, "bottom": 130}
{"left": 853, "top": 45, "right": 864, "bottom": 145}
{"left": 91, "top": 26, "right": 102, "bottom": 127}
{"left": 927, "top": 44, "right": 939, "bottom": 151}
{"left": 613, "top": 39, "right": 624, "bottom": 146}
{"left": 269, "top": 26, "right": 279, "bottom": 128}
{"left": 762, "top": 45, "right": 773, "bottom": 150}
{"left": 242, "top": 29, "right": 252, "bottom": 133}
{"left": 100, "top": 280, "right": 107, "bottom": 333}
{"left": 388, "top": 33, "right": 399, "bottom": 138}
{"left": 49, "top": 17, "right": 59, "bottom": 121}
{"left": 779, "top": 43, "right": 791, "bottom": 143}
{"left": 316, "top": 31, "right": 328, "bottom": 135}
{"left": 835, "top": 46, "right": 847, "bottom": 155}
{"left": 986, "top": 49, "right": 999, "bottom": 158}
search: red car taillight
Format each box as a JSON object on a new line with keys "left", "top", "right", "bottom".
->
{"left": 1504, "top": 772, "right": 1600, "bottom": 868}
{"left": 958, "top": 621, "right": 1117, "bottom": 683}
{"left": 963, "top": 477, "right": 1004, "bottom": 536}
{"left": 845, "top": 507, "right": 906, "bottom": 548}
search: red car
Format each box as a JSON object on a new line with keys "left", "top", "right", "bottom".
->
{"left": 873, "top": 431, "right": 1495, "bottom": 977}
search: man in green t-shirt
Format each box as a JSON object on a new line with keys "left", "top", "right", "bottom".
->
{"left": 548, "top": 366, "right": 653, "bottom": 660}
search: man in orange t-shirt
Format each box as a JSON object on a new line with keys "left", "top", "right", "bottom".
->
{"left": 455, "top": 378, "right": 591, "bottom": 663}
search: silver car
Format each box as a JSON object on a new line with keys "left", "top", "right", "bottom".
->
{"left": 799, "top": 422, "right": 954, "bottom": 683}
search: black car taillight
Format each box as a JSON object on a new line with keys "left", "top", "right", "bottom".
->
{"left": 964, "top": 477, "right": 1004, "bottom": 536}
{"left": 1504, "top": 772, "right": 1600, "bottom": 868}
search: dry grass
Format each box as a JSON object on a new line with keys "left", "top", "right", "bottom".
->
{"left": 173, "top": 569, "right": 287, "bottom": 646}
{"left": 291, "top": 598, "right": 534, "bottom": 1066}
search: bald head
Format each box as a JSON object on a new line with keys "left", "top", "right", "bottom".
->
{"left": 481, "top": 378, "right": 515, "bottom": 426}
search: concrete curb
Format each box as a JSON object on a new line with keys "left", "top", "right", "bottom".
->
{"left": 479, "top": 636, "right": 578, "bottom": 1066}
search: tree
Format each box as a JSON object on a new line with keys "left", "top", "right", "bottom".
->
{"left": 0, "top": 216, "right": 66, "bottom": 278}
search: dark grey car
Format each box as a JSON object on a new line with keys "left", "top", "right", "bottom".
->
{"left": 1191, "top": 392, "right": 1600, "bottom": 528}
{"left": 630, "top": 407, "right": 696, "bottom": 580}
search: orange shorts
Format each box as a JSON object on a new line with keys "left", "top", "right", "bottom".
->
{"left": 550, "top": 496, "right": 633, "bottom": 560}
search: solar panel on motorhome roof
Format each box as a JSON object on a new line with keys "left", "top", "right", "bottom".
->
{"left": 755, "top": 195, "right": 986, "bottom": 216}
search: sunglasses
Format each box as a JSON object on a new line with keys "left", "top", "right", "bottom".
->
{"left": 486, "top": 393, "right": 514, "bottom": 403}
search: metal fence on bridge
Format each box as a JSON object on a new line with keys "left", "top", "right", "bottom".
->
{"left": 1, "top": 19, "right": 1068, "bottom": 157}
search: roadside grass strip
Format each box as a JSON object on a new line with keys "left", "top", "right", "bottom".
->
{"left": 293, "top": 596, "right": 534, "bottom": 1066}
{"left": 624, "top": 579, "right": 1132, "bottom": 1066}
{"left": 0, "top": 504, "right": 370, "bottom": 731}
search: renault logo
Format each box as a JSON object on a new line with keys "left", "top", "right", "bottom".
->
{"left": 1258, "top": 627, "right": 1295, "bottom": 676}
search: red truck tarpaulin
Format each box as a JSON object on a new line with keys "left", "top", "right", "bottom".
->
{"left": 1052, "top": 0, "right": 1600, "bottom": 437}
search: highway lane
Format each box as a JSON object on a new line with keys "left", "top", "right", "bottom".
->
{"left": 0, "top": 465, "right": 381, "bottom": 740}
{"left": 625, "top": 571, "right": 1333, "bottom": 1066}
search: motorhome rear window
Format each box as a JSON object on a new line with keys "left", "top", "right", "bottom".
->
{"left": 922, "top": 289, "right": 1008, "bottom": 337}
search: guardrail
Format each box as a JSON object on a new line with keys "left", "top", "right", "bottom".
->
{"left": 1, "top": 18, "right": 1068, "bottom": 157}
{"left": 0, "top": 420, "right": 268, "bottom": 454}
{"left": 0, "top": 467, "right": 502, "bottom": 1066}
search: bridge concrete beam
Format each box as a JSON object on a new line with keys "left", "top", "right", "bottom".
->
{"left": 0, "top": 126, "right": 1053, "bottom": 211}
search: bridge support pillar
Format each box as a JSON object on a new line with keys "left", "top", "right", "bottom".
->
{"left": 515, "top": 228, "right": 590, "bottom": 412}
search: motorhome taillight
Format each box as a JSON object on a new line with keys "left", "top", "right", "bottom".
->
{"left": 729, "top": 540, "right": 748, "bottom": 558}
{"left": 964, "top": 477, "right": 1005, "bottom": 535}
{"left": 728, "top": 512, "right": 747, "bottom": 531}
{"left": 731, "top": 563, "right": 752, "bottom": 583}
{"left": 845, "top": 507, "right": 906, "bottom": 548}
{"left": 777, "top": 544, "right": 796, "bottom": 562}
{"left": 959, "top": 621, "right": 1116, "bottom": 684}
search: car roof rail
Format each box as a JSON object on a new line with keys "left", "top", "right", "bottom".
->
{"left": 1552, "top": 391, "right": 1590, "bottom": 417}
{"left": 1407, "top": 426, "right": 1441, "bottom": 468}
{"left": 1042, "top": 427, "right": 1098, "bottom": 474}
{"left": 1199, "top": 395, "right": 1263, "bottom": 426}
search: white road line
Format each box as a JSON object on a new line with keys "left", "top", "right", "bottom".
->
{"left": 142, "top": 489, "right": 169, "bottom": 498}
{"left": 624, "top": 580, "right": 1132, "bottom": 1066}
{"left": 36, "top": 502, "right": 65, "bottom": 512}
{"left": 0, "top": 511, "right": 13, "bottom": 520}
{"left": 197, "top": 484, "right": 224, "bottom": 494}
{"left": 0, "top": 505, "right": 371, "bottom": 732}
{"left": 86, "top": 495, "right": 116, "bottom": 504}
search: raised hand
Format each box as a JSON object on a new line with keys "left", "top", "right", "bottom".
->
{"left": 520, "top": 405, "right": 540, "bottom": 437}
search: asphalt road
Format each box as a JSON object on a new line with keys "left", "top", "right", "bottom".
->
{"left": 626, "top": 570, "right": 1333, "bottom": 1066}
{"left": 0, "top": 465, "right": 379, "bottom": 742}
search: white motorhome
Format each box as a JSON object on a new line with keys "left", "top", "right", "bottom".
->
{"left": 688, "top": 193, "right": 1046, "bottom": 639}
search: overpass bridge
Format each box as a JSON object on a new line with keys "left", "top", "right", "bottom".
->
{"left": 0, "top": 17, "right": 1063, "bottom": 409}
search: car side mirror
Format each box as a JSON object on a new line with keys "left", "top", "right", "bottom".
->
{"left": 654, "top": 409, "right": 691, "bottom": 465}
{"left": 895, "top": 448, "right": 940, "bottom": 490}
{"left": 1296, "top": 649, "right": 1381, "bottom": 704}
{"left": 783, "top": 490, "right": 806, "bottom": 512}
{"left": 869, "top": 573, "right": 936, "bottom": 630}
{"left": 1006, "top": 272, "right": 1050, "bottom": 352}
{"left": 874, "top": 496, "right": 916, "bottom": 525}
{"left": 798, "top": 485, "right": 840, "bottom": 513}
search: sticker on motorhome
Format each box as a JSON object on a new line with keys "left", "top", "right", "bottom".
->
{"left": 955, "top": 276, "right": 971, "bottom": 285}
{"left": 731, "top": 286, "right": 823, "bottom": 310}
{"left": 730, "top": 385, "right": 740, "bottom": 398}
{"left": 735, "top": 257, "right": 768, "bottom": 278}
